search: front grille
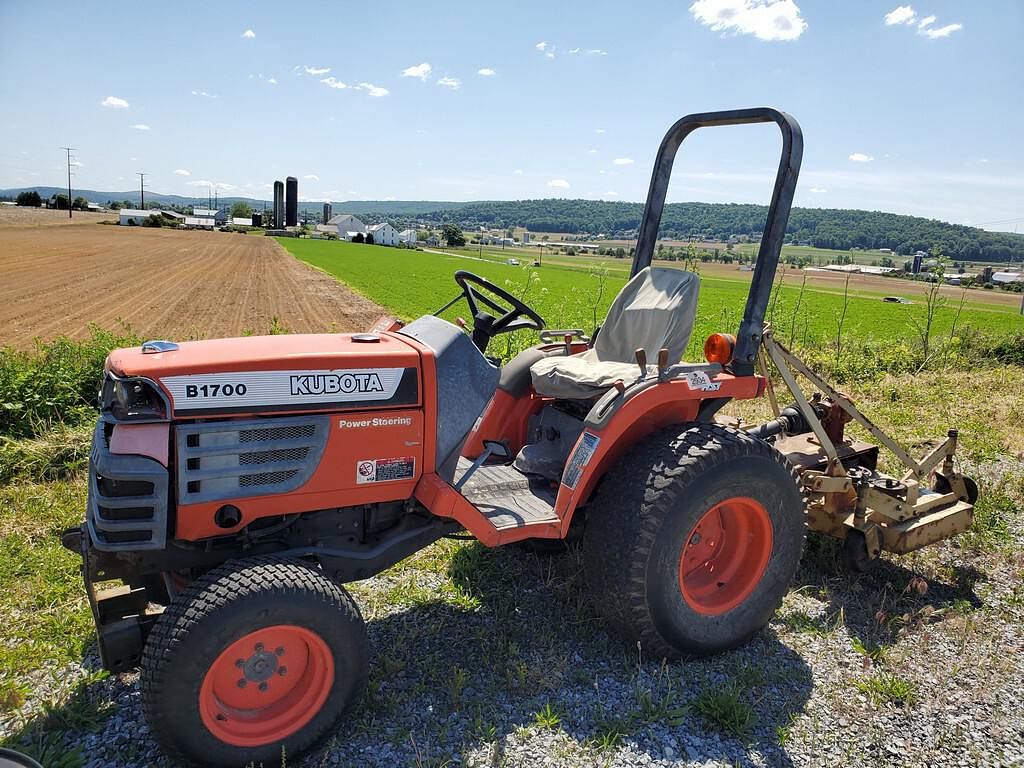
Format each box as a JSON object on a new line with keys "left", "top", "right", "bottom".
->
{"left": 176, "top": 415, "right": 329, "bottom": 504}
{"left": 86, "top": 419, "right": 169, "bottom": 552}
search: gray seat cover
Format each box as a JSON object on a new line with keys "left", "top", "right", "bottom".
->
{"left": 530, "top": 267, "right": 700, "bottom": 399}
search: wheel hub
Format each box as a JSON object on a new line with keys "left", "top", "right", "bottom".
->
{"left": 678, "top": 496, "right": 774, "bottom": 616}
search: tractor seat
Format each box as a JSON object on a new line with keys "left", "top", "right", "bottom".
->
{"left": 530, "top": 267, "right": 700, "bottom": 400}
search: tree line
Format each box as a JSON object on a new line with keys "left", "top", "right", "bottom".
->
{"left": 414, "top": 199, "right": 1023, "bottom": 263}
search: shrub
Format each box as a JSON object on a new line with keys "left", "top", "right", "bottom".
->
{"left": 0, "top": 327, "right": 140, "bottom": 439}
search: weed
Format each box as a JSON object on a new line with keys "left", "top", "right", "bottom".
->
{"left": 532, "top": 702, "right": 562, "bottom": 730}
{"left": 854, "top": 671, "right": 918, "bottom": 706}
{"left": 961, "top": 487, "right": 1014, "bottom": 550}
{"left": 693, "top": 684, "right": 754, "bottom": 738}
{"left": 448, "top": 666, "right": 467, "bottom": 711}
{"left": 850, "top": 637, "right": 886, "bottom": 663}
{"left": 778, "top": 610, "right": 830, "bottom": 636}
{"left": 634, "top": 688, "right": 688, "bottom": 726}
{"left": 589, "top": 716, "right": 631, "bottom": 750}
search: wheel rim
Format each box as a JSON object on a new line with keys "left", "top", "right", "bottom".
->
{"left": 678, "top": 497, "right": 773, "bottom": 616}
{"left": 199, "top": 625, "right": 334, "bottom": 747}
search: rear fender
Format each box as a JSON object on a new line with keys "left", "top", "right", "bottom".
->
{"left": 553, "top": 372, "right": 761, "bottom": 531}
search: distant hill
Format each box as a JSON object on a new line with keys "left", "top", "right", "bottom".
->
{"left": 3, "top": 186, "right": 1021, "bottom": 262}
{"left": 0, "top": 187, "right": 467, "bottom": 217}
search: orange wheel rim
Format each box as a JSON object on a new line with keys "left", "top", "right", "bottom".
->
{"left": 678, "top": 497, "right": 773, "bottom": 616}
{"left": 199, "top": 625, "right": 334, "bottom": 747}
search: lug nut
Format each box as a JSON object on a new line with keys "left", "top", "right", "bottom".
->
{"left": 275, "top": 647, "right": 285, "bottom": 656}
{"left": 234, "top": 658, "right": 245, "bottom": 668}
{"left": 278, "top": 666, "right": 287, "bottom": 676}
{"left": 258, "top": 682, "right": 269, "bottom": 692}
{"left": 237, "top": 679, "right": 247, "bottom": 688}
{"left": 690, "top": 533, "right": 702, "bottom": 545}
{"left": 254, "top": 643, "right": 264, "bottom": 652}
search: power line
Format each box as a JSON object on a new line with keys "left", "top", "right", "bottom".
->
{"left": 60, "top": 147, "right": 76, "bottom": 219}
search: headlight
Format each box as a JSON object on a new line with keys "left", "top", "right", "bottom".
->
{"left": 100, "top": 373, "right": 169, "bottom": 421}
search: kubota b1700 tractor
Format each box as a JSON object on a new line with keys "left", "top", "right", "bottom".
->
{"left": 63, "top": 109, "right": 977, "bottom": 767}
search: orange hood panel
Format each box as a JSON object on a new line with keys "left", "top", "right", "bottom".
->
{"left": 108, "top": 333, "right": 423, "bottom": 417}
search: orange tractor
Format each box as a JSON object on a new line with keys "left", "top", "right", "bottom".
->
{"left": 63, "top": 108, "right": 976, "bottom": 766}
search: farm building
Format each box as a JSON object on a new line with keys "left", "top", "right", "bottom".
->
{"left": 993, "top": 271, "right": 1023, "bottom": 284}
{"left": 398, "top": 228, "right": 417, "bottom": 245}
{"left": 326, "top": 214, "right": 367, "bottom": 238}
{"left": 367, "top": 222, "right": 399, "bottom": 246}
{"left": 231, "top": 217, "right": 255, "bottom": 227}
{"left": 119, "top": 209, "right": 185, "bottom": 226}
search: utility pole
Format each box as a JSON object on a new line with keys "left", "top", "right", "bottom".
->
{"left": 60, "top": 147, "right": 76, "bottom": 219}
{"left": 136, "top": 172, "right": 146, "bottom": 210}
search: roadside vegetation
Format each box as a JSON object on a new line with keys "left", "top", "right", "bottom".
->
{"left": 1, "top": 244, "right": 1022, "bottom": 765}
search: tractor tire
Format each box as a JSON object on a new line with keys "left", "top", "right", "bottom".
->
{"left": 140, "top": 557, "right": 368, "bottom": 768}
{"left": 583, "top": 423, "right": 805, "bottom": 659}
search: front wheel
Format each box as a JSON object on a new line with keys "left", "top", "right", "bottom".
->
{"left": 141, "top": 557, "right": 368, "bottom": 768}
{"left": 584, "top": 424, "right": 806, "bottom": 659}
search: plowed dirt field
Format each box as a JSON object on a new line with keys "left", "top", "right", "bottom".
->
{"left": 0, "top": 214, "right": 382, "bottom": 348}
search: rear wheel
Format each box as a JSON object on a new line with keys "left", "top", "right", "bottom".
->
{"left": 141, "top": 557, "right": 368, "bottom": 767}
{"left": 584, "top": 424, "right": 806, "bottom": 658}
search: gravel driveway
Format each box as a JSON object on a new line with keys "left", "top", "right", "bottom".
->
{"left": 3, "top": 461, "right": 1022, "bottom": 768}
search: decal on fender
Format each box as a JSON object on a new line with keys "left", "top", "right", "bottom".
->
{"left": 563, "top": 432, "right": 600, "bottom": 490}
{"left": 683, "top": 371, "right": 722, "bottom": 392}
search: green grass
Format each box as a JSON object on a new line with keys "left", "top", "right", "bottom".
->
{"left": 853, "top": 671, "right": 918, "bottom": 707}
{"left": 279, "top": 239, "right": 1024, "bottom": 368}
{"left": 693, "top": 684, "right": 755, "bottom": 738}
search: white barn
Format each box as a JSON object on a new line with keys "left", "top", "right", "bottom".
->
{"left": 119, "top": 209, "right": 156, "bottom": 225}
{"left": 367, "top": 222, "right": 398, "bottom": 246}
{"left": 326, "top": 214, "right": 367, "bottom": 239}
{"left": 398, "top": 228, "right": 417, "bottom": 245}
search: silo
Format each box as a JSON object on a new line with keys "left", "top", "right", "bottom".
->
{"left": 286, "top": 176, "right": 298, "bottom": 227}
{"left": 323, "top": 202, "right": 332, "bottom": 224}
{"left": 273, "top": 181, "right": 284, "bottom": 229}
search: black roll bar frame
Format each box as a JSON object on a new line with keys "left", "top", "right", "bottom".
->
{"left": 631, "top": 108, "right": 803, "bottom": 376}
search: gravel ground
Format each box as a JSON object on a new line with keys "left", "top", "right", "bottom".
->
{"left": 3, "top": 459, "right": 1022, "bottom": 768}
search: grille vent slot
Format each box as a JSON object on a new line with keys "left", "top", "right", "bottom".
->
{"left": 176, "top": 415, "right": 329, "bottom": 504}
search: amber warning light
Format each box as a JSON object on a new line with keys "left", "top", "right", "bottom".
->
{"left": 703, "top": 333, "right": 736, "bottom": 365}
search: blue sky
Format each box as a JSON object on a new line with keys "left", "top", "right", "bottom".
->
{"left": 1, "top": 1, "right": 1021, "bottom": 231}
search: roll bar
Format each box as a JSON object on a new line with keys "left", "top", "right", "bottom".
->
{"left": 631, "top": 108, "right": 803, "bottom": 376}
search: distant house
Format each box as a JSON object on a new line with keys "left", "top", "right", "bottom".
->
{"left": 367, "top": 222, "right": 398, "bottom": 246}
{"left": 326, "top": 214, "right": 367, "bottom": 239}
{"left": 231, "top": 217, "right": 254, "bottom": 227}
{"left": 398, "top": 228, "right": 417, "bottom": 245}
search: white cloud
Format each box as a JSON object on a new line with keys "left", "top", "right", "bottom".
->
{"left": 101, "top": 96, "right": 129, "bottom": 109}
{"left": 174, "top": 169, "right": 191, "bottom": 176}
{"left": 187, "top": 180, "right": 235, "bottom": 190}
{"left": 477, "top": 68, "right": 496, "bottom": 76}
{"left": 849, "top": 152, "right": 874, "bottom": 163}
{"left": 70, "top": 161, "right": 83, "bottom": 167}
{"left": 569, "top": 47, "right": 608, "bottom": 55}
{"left": 320, "top": 76, "right": 347, "bottom": 89}
{"left": 689, "top": 0, "right": 807, "bottom": 42}
{"left": 401, "top": 62, "right": 432, "bottom": 81}
{"left": 304, "top": 174, "right": 319, "bottom": 182}
{"left": 512, "top": 169, "right": 523, "bottom": 175}
{"left": 535, "top": 41, "right": 549, "bottom": 51}
{"left": 130, "top": 124, "right": 150, "bottom": 131}
{"left": 547, "top": 179, "right": 570, "bottom": 189}
{"left": 304, "top": 66, "right": 330, "bottom": 75}
{"left": 595, "top": 128, "right": 607, "bottom": 134}
{"left": 437, "top": 76, "right": 461, "bottom": 90}
{"left": 545, "top": 52, "right": 555, "bottom": 59}
{"left": 917, "top": 14, "right": 935, "bottom": 28}
{"left": 588, "top": 149, "right": 598, "bottom": 154}
{"left": 357, "top": 82, "right": 389, "bottom": 97}
{"left": 267, "top": 77, "right": 277, "bottom": 84}
{"left": 603, "top": 191, "right": 620, "bottom": 197}
{"left": 884, "top": 5, "right": 916, "bottom": 25}
{"left": 920, "top": 22, "right": 962, "bottom": 38}
{"left": 809, "top": 186, "right": 828, "bottom": 193}
{"left": 241, "top": 29, "right": 255, "bottom": 39}
{"left": 613, "top": 157, "right": 634, "bottom": 165}
{"left": 191, "top": 90, "right": 217, "bottom": 98}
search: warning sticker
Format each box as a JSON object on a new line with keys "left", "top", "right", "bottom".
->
{"left": 563, "top": 432, "right": 600, "bottom": 490}
{"left": 683, "top": 371, "right": 722, "bottom": 392}
{"left": 356, "top": 457, "right": 416, "bottom": 484}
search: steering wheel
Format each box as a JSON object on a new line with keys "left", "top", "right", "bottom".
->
{"left": 450, "top": 270, "right": 545, "bottom": 351}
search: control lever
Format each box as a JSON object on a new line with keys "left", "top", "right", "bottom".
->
{"left": 657, "top": 348, "right": 669, "bottom": 380}
{"left": 564, "top": 334, "right": 573, "bottom": 356}
{"left": 635, "top": 348, "right": 647, "bottom": 379}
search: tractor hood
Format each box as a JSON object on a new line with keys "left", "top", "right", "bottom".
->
{"left": 107, "top": 334, "right": 422, "bottom": 417}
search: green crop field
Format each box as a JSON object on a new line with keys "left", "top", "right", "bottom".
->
{"left": 280, "top": 239, "right": 1023, "bottom": 363}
